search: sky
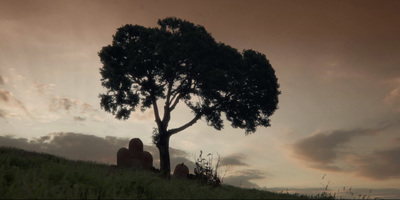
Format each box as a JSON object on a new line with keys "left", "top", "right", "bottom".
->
{"left": 1, "top": 0, "right": 400, "bottom": 198}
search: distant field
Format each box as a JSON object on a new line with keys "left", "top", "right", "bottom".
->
{"left": 0, "top": 146, "right": 334, "bottom": 199}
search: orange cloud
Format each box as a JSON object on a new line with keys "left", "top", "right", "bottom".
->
{"left": 384, "top": 79, "right": 400, "bottom": 111}
{"left": 350, "top": 146, "right": 400, "bottom": 180}
{"left": 290, "top": 127, "right": 400, "bottom": 181}
{"left": 0, "top": 89, "right": 30, "bottom": 118}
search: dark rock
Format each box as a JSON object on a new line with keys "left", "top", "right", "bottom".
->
{"left": 117, "top": 148, "right": 131, "bottom": 167}
{"left": 117, "top": 138, "right": 153, "bottom": 170}
{"left": 141, "top": 151, "right": 153, "bottom": 170}
{"left": 173, "top": 163, "right": 189, "bottom": 178}
{"left": 129, "top": 138, "right": 143, "bottom": 153}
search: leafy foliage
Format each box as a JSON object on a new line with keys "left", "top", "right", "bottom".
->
{"left": 99, "top": 17, "right": 280, "bottom": 134}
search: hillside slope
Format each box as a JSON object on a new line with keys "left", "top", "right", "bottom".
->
{"left": 0, "top": 146, "right": 333, "bottom": 199}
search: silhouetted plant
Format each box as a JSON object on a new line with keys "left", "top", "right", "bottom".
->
{"left": 99, "top": 17, "right": 280, "bottom": 177}
{"left": 193, "top": 150, "right": 222, "bottom": 187}
{"left": 316, "top": 174, "right": 377, "bottom": 200}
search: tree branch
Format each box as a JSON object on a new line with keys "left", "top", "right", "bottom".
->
{"left": 169, "top": 93, "right": 182, "bottom": 111}
{"left": 151, "top": 95, "right": 162, "bottom": 125}
{"left": 162, "top": 80, "right": 174, "bottom": 124}
{"left": 165, "top": 80, "right": 173, "bottom": 107}
{"left": 168, "top": 113, "right": 202, "bottom": 136}
{"left": 169, "top": 78, "right": 194, "bottom": 112}
{"left": 169, "top": 92, "right": 179, "bottom": 106}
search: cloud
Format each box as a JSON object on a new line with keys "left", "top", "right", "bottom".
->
{"left": 291, "top": 128, "right": 381, "bottom": 171}
{"left": 384, "top": 78, "right": 400, "bottom": 112}
{"left": 0, "top": 109, "right": 6, "bottom": 117}
{"left": 0, "top": 90, "right": 11, "bottom": 102}
{"left": 73, "top": 116, "right": 86, "bottom": 122}
{"left": 0, "top": 132, "right": 195, "bottom": 171}
{"left": 220, "top": 153, "right": 248, "bottom": 166}
{"left": 153, "top": 146, "right": 196, "bottom": 173}
{"left": 7, "top": 68, "right": 26, "bottom": 83}
{"left": 0, "top": 89, "right": 30, "bottom": 117}
{"left": 49, "top": 97, "right": 77, "bottom": 111}
{"left": 291, "top": 127, "right": 400, "bottom": 180}
{"left": 92, "top": 115, "right": 105, "bottom": 122}
{"left": 384, "top": 87, "right": 400, "bottom": 107}
{"left": 49, "top": 96, "right": 96, "bottom": 114}
{"left": 130, "top": 109, "right": 154, "bottom": 121}
{"left": 81, "top": 103, "right": 96, "bottom": 113}
{"left": 30, "top": 81, "right": 99, "bottom": 123}
{"left": 0, "top": 133, "right": 125, "bottom": 164}
{"left": 350, "top": 146, "right": 400, "bottom": 180}
{"left": 163, "top": 147, "right": 198, "bottom": 171}
{"left": 31, "top": 81, "right": 98, "bottom": 115}
{"left": 224, "top": 169, "right": 268, "bottom": 189}
{"left": 34, "top": 81, "right": 55, "bottom": 96}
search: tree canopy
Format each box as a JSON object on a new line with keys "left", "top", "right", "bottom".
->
{"left": 99, "top": 17, "right": 280, "bottom": 175}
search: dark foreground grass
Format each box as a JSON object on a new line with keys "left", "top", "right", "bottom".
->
{"left": 0, "top": 146, "right": 334, "bottom": 199}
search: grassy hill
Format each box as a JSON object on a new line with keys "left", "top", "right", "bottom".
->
{"left": 0, "top": 146, "right": 334, "bottom": 199}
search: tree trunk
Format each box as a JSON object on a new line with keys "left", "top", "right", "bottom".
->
{"left": 156, "top": 132, "right": 171, "bottom": 178}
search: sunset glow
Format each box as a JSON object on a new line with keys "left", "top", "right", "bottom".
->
{"left": 1, "top": 0, "right": 400, "bottom": 198}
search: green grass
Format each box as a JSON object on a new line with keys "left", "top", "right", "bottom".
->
{"left": 0, "top": 146, "right": 334, "bottom": 199}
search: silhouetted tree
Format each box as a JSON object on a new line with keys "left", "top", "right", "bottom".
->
{"left": 99, "top": 17, "right": 280, "bottom": 177}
